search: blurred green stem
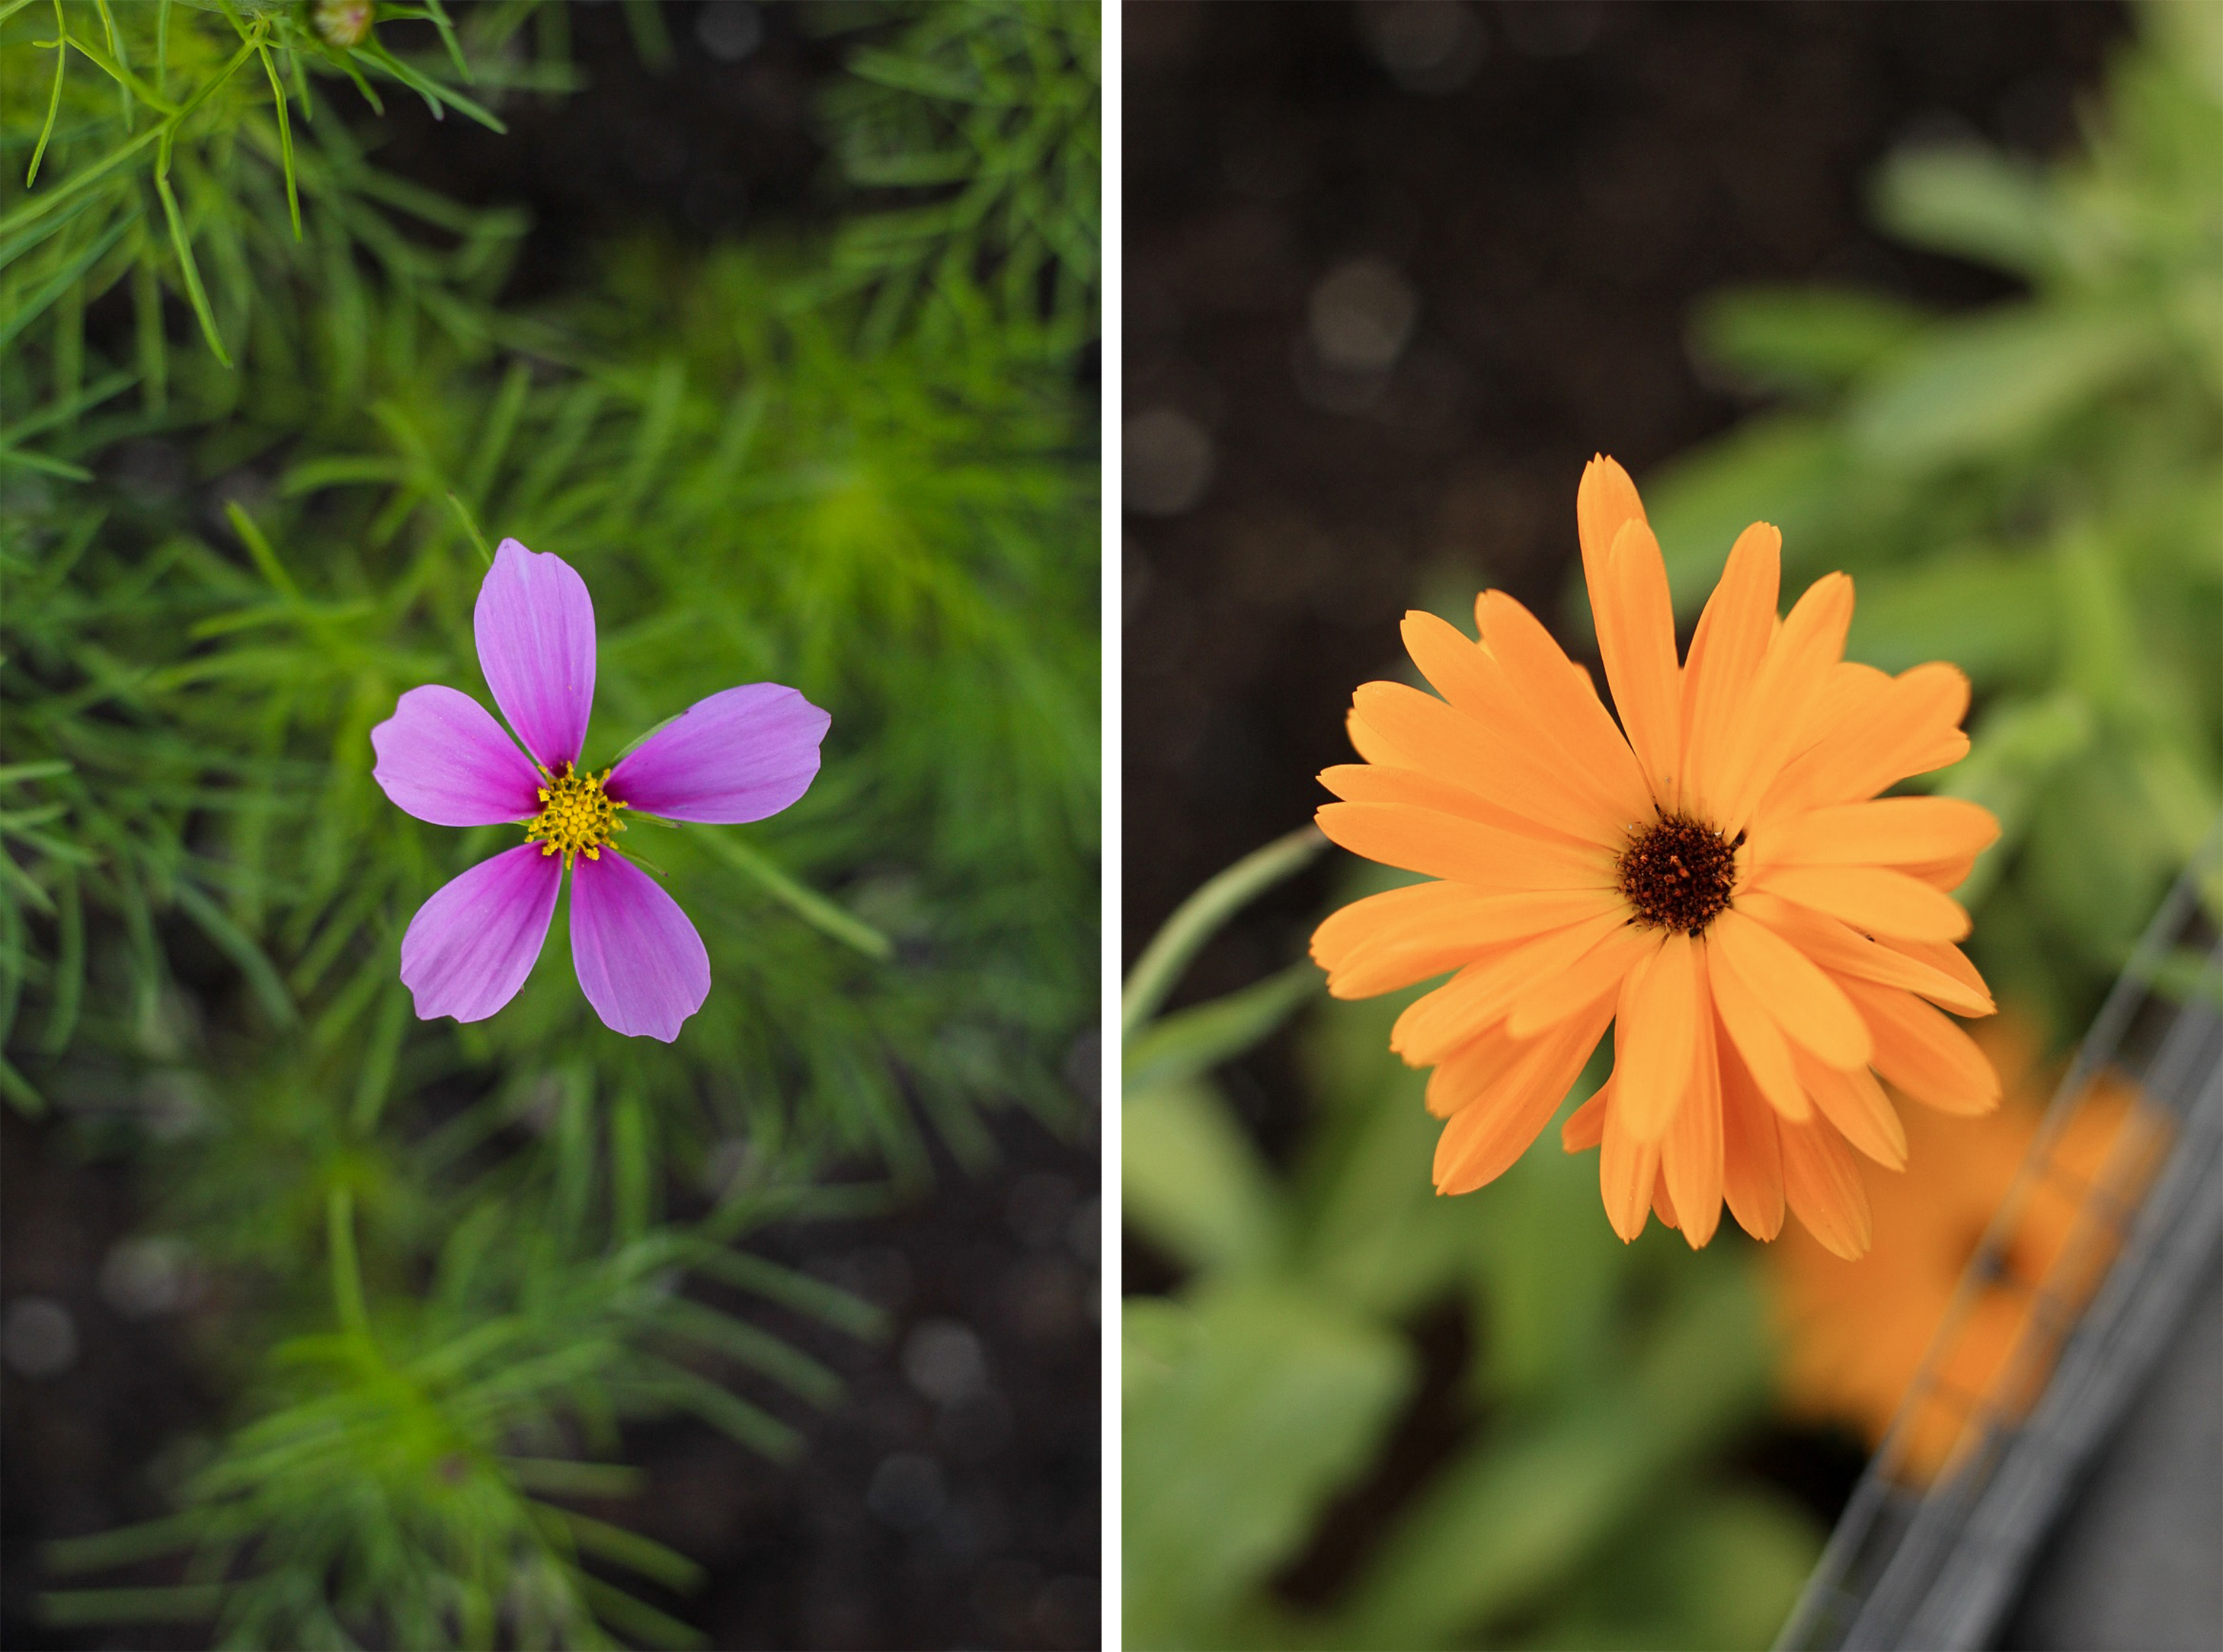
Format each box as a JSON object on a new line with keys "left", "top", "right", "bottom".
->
{"left": 1121, "top": 824, "right": 1326, "bottom": 1041}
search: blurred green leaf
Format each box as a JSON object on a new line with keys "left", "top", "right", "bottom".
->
{"left": 1124, "top": 960, "right": 1321, "bottom": 1094}
{"left": 1693, "top": 285, "right": 1932, "bottom": 398}
{"left": 1847, "top": 304, "right": 2157, "bottom": 471}
{"left": 1124, "top": 1280, "right": 1415, "bottom": 1650}
{"left": 1123, "top": 1076, "right": 1285, "bottom": 1273}
{"left": 1871, "top": 143, "right": 2060, "bottom": 277}
{"left": 1846, "top": 550, "right": 2057, "bottom": 683}
{"left": 1329, "top": 1269, "right": 1771, "bottom": 1650}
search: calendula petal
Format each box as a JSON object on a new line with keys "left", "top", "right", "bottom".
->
{"left": 1680, "top": 522, "right": 1780, "bottom": 823}
{"left": 1392, "top": 909, "right": 1628, "bottom": 1067}
{"left": 1706, "top": 934, "right": 1812, "bottom": 1120}
{"left": 1718, "top": 1030, "right": 1786, "bottom": 1241}
{"left": 1351, "top": 679, "right": 1626, "bottom": 846}
{"left": 1612, "top": 930, "right": 1697, "bottom": 1141}
{"left": 1758, "top": 864, "right": 1972, "bottom": 942}
{"left": 1838, "top": 976, "right": 2002, "bottom": 1116}
{"left": 1598, "top": 517, "right": 1684, "bottom": 806}
{"left": 1716, "top": 573, "right": 1855, "bottom": 836}
{"left": 1713, "top": 907, "right": 1872, "bottom": 1071}
{"left": 1794, "top": 1045, "right": 1908, "bottom": 1170}
{"left": 1562, "top": 1082, "right": 1611, "bottom": 1152}
{"left": 1432, "top": 996, "right": 1616, "bottom": 1193}
{"left": 1600, "top": 1086, "right": 1661, "bottom": 1244}
{"left": 1789, "top": 661, "right": 1972, "bottom": 807}
{"left": 1780, "top": 1112, "right": 1873, "bottom": 1260}
{"left": 1504, "top": 918, "right": 1653, "bottom": 1038}
{"left": 1736, "top": 889, "right": 1994, "bottom": 1017}
{"left": 1317, "top": 802, "right": 1617, "bottom": 893}
{"left": 1763, "top": 796, "right": 2001, "bottom": 868}
{"left": 1661, "top": 958, "right": 1725, "bottom": 1247}
{"left": 1474, "top": 591, "right": 1654, "bottom": 828}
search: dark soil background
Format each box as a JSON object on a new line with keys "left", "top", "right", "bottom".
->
{"left": 2, "top": 5, "right": 1099, "bottom": 1650}
{"left": 1121, "top": 0, "right": 2123, "bottom": 1528}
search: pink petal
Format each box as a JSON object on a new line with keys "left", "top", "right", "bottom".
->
{"left": 569, "top": 850, "right": 710, "bottom": 1043}
{"left": 398, "top": 844, "right": 562, "bottom": 1024}
{"left": 371, "top": 685, "right": 543, "bottom": 826}
{"left": 606, "top": 684, "right": 830, "bottom": 823}
{"left": 475, "top": 538, "right": 597, "bottom": 769}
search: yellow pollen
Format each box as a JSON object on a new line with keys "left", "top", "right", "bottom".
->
{"left": 525, "top": 762, "right": 627, "bottom": 868}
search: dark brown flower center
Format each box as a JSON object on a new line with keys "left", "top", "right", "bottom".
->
{"left": 1618, "top": 814, "right": 1741, "bottom": 935}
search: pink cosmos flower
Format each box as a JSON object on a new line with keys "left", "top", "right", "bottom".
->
{"left": 370, "top": 539, "right": 830, "bottom": 1043}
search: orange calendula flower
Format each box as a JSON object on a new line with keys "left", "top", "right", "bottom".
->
{"left": 1310, "top": 455, "right": 2004, "bottom": 1257}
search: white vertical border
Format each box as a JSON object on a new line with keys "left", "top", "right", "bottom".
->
{"left": 1097, "top": 0, "right": 1123, "bottom": 1645}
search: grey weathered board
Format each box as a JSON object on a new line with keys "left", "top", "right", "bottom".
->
{"left": 1777, "top": 828, "right": 2223, "bottom": 1652}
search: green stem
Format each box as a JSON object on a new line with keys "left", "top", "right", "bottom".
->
{"left": 326, "top": 1184, "right": 369, "bottom": 1339}
{"left": 1121, "top": 823, "right": 1327, "bottom": 1041}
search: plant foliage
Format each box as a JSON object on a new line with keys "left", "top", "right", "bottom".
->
{"left": 1120, "top": 848, "right": 1818, "bottom": 1650}
{"left": 2, "top": 1, "right": 1098, "bottom": 1644}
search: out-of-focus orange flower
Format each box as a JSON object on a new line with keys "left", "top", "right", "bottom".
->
{"left": 1312, "top": 455, "right": 2003, "bottom": 1257}
{"left": 1771, "top": 1018, "right": 2164, "bottom": 1478}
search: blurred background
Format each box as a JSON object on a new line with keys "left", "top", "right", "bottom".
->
{"left": 1123, "top": 2, "right": 2219, "bottom": 1647}
{"left": 3, "top": 3, "right": 1096, "bottom": 1648}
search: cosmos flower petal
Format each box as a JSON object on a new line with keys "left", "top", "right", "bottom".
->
{"left": 1433, "top": 996, "right": 1617, "bottom": 1194}
{"left": 475, "top": 538, "right": 597, "bottom": 769}
{"left": 1712, "top": 908, "right": 1871, "bottom": 1070}
{"left": 568, "top": 849, "right": 711, "bottom": 1043}
{"left": 1678, "top": 522, "right": 1780, "bottom": 822}
{"left": 398, "top": 844, "right": 562, "bottom": 1024}
{"left": 1758, "top": 864, "right": 1972, "bottom": 942}
{"left": 607, "top": 683, "right": 830, "bottom": 824}
{"left": 1836, "top": 976, "right": 2001, "bottom": 1115}
{"left": 1599, "top": 1082, "right": 1661, "bottom": 1243}
{"left": 1717, "top": 1031, "right": 1786, "bottom": 1241}
{"left": 1780, "top": 1113, "right": 1872, "bottom": 1260}
{"left": 1594, "top": 517, "right": 1684, "bottom": 807}
{"left": 1613, "top": 931, "right": 1700, "bottom": 1141}
{"left": 1661, "top": 960, "right": 1725, "bottom": 1246}
{"left": 371, "top": 685, "right": 543, "bottom": 826}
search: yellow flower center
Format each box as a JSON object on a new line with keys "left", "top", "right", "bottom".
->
{"left": 1618, "top": 813, "right": 1742, "bottom": 935}
{"left": 525, "top": 763, "right": 627, "bottom": 867}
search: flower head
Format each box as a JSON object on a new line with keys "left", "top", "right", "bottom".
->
{"left": 1310, "top": 456, "right": 2002, "bottom": 1257}
{"left": 371, "top": 539, "right": 830, "bottom": 1043}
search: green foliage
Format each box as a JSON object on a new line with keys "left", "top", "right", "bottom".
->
{"left": 814, "top": 0, "right": 1099, "bottom": 357}
{"left": 1638, "top": 0, "right": 2223, "bottom": 1038}
{"left": 2, "top": 1, "right": 1096, "bottom": 1644}
{"left": 1120, "top": 858, "right": 1818, "bottom": 1651}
